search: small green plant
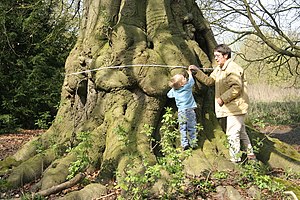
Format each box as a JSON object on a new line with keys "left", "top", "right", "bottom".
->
{"left": 117, "top": 158, "right": 161, "bottom": 199}
{"left": 0, "top": 179, "right": 10, "bottom": 192}
{"left": 192, "top": 178, "right": 215, "bottom": 195}
{"left": 212, "top": 171, "right": 228, "bottom": 179}
{"left": 158, "top": 108, "right": 187, "bottom": 195}
{"left": 238, "top": 161, "right": 285, "bottom": 193}
{"left": 252, "top": 118, "right": 266, "bottom": 129}
{"left": 34, "top": 111, "right": 52, "bottom": 129}
{"left": 117, "top": 107, "right": 194, "bottom": 199}
{"left": 252, "top": 136, "right": 264, "bottom": 154}
{"left": 114, "top": 125, "right": 130, "bottom": 146}
{"left": 115, "top": 124, "right": 160, "bottom": 199}
{"left": 0, "top": 114, "right": 18, "bottom": 134}
{"left": 32, "top": 140, "right": 46, "bottom": 154}
{"left": 141, "top": 124, "right": 155, "bottom": 151}
{"left": 21, "top": 193, "right": 44, "bottom": 200}
{"left": 67, "top": 131, "right": 92, "bottom": 180}
{"left": 188, "top": 171, "right": 216, "bottom": 198}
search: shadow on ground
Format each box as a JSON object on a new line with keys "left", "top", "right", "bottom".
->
{"left": 259, "top": 124, "right": 300, "bottom": 152}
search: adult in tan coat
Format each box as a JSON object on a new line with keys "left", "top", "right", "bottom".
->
{"left": 189, "top": 44, "right": 256, "bottom": 163}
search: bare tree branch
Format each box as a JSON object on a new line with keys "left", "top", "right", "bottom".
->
{"left": 243, "top": 0, "right": 300, "bottom": 58}
{"left": 198, "top": 0, "right": 300, "bottom": 79}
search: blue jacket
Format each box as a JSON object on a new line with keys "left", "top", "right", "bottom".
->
{"left": 167, "top": 74, "right": 197, "bottom": 111}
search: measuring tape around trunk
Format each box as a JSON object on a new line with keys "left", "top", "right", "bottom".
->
{"left": 66, "top": 64, "right": 213, "bottom": 76}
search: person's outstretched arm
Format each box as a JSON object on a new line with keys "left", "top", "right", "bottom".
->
{"left": 189, "top": 65, "right": 215, "bottom": 86}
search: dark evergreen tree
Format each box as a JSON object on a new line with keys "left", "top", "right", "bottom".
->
{"left": 0, "top": 0, "right": 77, "bottom": 131}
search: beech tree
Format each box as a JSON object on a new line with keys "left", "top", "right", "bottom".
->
{"left": 1, "top": 0, "right": 300, "bottom": 199}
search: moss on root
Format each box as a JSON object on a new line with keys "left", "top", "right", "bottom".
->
{"left": 0, "top": 157, "right": 21, "bottom": 175}
{"left": 57, "top": 183, "right": 107, "bottom": 200}
{"left": 248, "top": 129, "right": 300, "bottom": 171}
{"left": 39, "top": 153, "right": 77, "bottom": 190}
{"left": 7, "top": 149, "right": 56, "bottom": 188}
{"left": 274, "top": 177, "right": 300, "bottom": 198}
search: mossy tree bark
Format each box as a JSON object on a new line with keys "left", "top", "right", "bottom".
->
{"left": 1, "top": 0, "right": 300, "bottom": 197}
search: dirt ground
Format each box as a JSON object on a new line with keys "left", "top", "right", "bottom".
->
{"left": 1, "top": 125, "right": 300, "bottom": 160}
{"left": 257, "top": 123, "right": 300, "bottom": 153}
{"left": 0, "top": 130, "right": 44, "bottom": 160}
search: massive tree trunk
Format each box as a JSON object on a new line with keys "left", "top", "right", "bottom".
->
{"left": 1, "top": 0, "right": 300, "bottom": 198}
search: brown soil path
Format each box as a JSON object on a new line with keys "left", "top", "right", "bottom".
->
{"left": 258, "top": 123, "right": 300, "bottom": 152}
{"left": 0, "top": 130, "right": 44, "bottom": 160}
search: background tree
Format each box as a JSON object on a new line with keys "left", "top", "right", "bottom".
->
{"left": 1, "top": 0, "right": 300, "bottom": 199}
{"left": 0, "top": 0, "right": 78, "bottom": 132}
{"left": 237, "top": 34, "right": 300, "bottom": 88}
{"left": 197, "top": 0, "right": 300, "bottom": 86}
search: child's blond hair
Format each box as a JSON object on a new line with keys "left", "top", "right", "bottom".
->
{"left": 169, "top": 74, "right": 186, "bottom": 90}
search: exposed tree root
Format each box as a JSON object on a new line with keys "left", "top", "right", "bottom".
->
{"left": 35, "top": 173, "right": 85, "bottom": 197}
{"left": 95, "top": 189, "right": 121, "bottom": 200}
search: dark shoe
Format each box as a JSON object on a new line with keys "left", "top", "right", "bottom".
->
{"left": 182, "top": 145, "right": 190, "bottom": 151}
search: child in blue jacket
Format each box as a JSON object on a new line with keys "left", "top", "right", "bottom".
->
{"left": 167, "top": 69, "right": 197, "bottom": 150}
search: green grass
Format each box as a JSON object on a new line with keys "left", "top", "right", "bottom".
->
{"left": 248, "top": 101, "right": 300, "bottom": 126}
{"left": 247, "top": 84, "right": 300, "bottom": 126}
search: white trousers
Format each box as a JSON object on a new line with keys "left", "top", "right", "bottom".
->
{"left": 226, "top": 114, "right": 254, "bottom": 161}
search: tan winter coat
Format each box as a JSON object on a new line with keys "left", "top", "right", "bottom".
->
{"left": 193, "top": 59, "right": 249, "bottom": 118}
